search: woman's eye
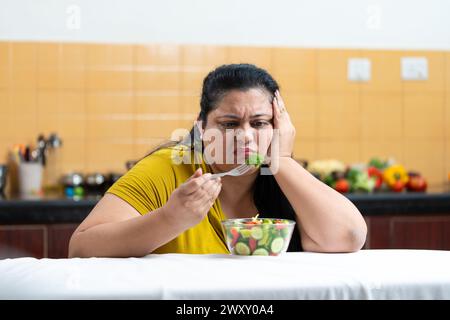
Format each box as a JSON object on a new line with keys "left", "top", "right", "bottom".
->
{"left": 221, "top": 122, "right": 238, "bottom": 128}
{"left": 252, "top": 121, "right": 270, "bottom": 128}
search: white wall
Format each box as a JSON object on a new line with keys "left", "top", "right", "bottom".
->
{"left": 0, "top": 0, "right": 449, "bottom": 50}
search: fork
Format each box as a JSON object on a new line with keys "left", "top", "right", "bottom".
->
{"left": 209, "top": 164, "right": 254, "bottom": 179}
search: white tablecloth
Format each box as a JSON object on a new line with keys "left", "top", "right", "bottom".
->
{"left": 1, "top": 250, "right": 450, "bottom": 300}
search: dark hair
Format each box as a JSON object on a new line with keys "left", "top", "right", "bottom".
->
{"left": 146, "top": 63, "right": 302, "bottom": 252}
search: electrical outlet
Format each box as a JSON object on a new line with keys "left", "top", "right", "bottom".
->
{"left": 348, "top": 58, "right": 371, "bottom": 82}
{"left": 401, "top": 57, "right": 428, "bottom": 80}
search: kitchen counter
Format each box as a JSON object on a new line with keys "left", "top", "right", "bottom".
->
{"left": 1, "top": 191, "right": 450, "bottom": 224}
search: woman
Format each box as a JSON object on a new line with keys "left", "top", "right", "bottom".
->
{"left": 68, "top": 64, "right": 367, "bottom": 258}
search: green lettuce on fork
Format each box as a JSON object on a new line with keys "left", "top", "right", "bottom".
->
{"left": 245, "top": 153, "right": 265, "bottom": 167}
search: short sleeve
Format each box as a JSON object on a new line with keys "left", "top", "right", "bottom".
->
{"left": 106, "top": 150, "right": 177, "bottom": 215}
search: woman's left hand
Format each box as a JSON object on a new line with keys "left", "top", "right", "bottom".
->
{"left": 271, "top": 90, "right": 296, "bottom": 158}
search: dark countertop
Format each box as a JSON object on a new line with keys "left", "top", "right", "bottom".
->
{"left": 1, "top": 191, "right": 450, "bottom": 224}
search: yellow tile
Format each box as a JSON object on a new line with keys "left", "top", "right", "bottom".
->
{"left": 360, "top": 50, "right": 403, "bottom": 94}
{"left": 293, "top": 139, "right": 316, "bottom": 162}
{"left": 446, "top": 96, "right": 450, "bottom": 138}
{"left": 59, "top": 68, "right": 85, "bottom": 89}
{"left": 317, "top": 49, "right": 361, "bottom": 94}
{"left": 37, "top": 66, "right": 59, "bottom": 89}
{"left": 181, "top": 45, "right": 229, "bottom": 68}
{"left": 0, "top": 66, "right": 10, "bottom": 88}
{"left": 446, "top": 52, "right": 450, "bottom": 92}
{"left": 283, "top": 94, "right": 316, "bottom": 139}
{"left": 37, "top": 43, "right": 60, "bottom": 66}
{"left": 403, "top": 94, "right": 444, "bottom": 139}
{"left": 180, "top": 70, "right": 208, "bottom": 93}
{"left": 361, "top": 139, "right": 404, "bottom": 164}
{"left": 86, "top": 118, "right": 133, "bottom": 140}
{"left": 403, "top": 139, "right": 445, "bottom": 187}
{"left": 135, "top": 119, "right": 181, "bottom": 140}
{"left": 61, "top": 43, "right": 85, "bottom": 67}
{"left": 135, "top": 44, "right": 180, "bottom": 66}
{"left": 11, "top": 114, "right": 37, "bottom": 142}
{"left": 85, "top": 140, "right": 133, "bottom": 172}
{"left": 180, "top": 94, "right": 201, "bottom": 116}
{"left": 274, "top": 72, "right": 316, "bottom": 94}
{"left": 10, "top": 67, "right": 36, "bottom": 89}
{"left": 317, "top": 94, "right": 360, "bottom": 139}
{"left": 11, "top": 43, "right": 36, "bottom": 67}
{"left": 0, "top": 113, "right": 14, "bottom": 139}
{"left": 37, "top": 91, "right": 59, "bottom": 115}
{"left": 228, "top": 46, "right": 272, "bottom": 71}
{"left": 87, "top": 92, "right": 133, "bottom": 115}
{"left": 316, "top": 140, "right": 360, "bottom": 164}
{"left": 58, "top": 139, "right": 86, "bottom": 174}
{"left": 10, "top": 90, "right": 36, "bottom": 115}
{"left": 135, "top": 94, "right": 180, "bottom": 114}
{"left": 36, "top": 114, "right": 59, "bottom": 135}
{"left": 402, "top": 51, "right": 445, "bottom": 93}
{"left": 59, "top": 91, "right": 85, "bottom": 114}
{"left": 134, "top": 70, "right": 179, "bottom": 92}
{"left": 59, "top": 114, "right": 86, "bottom": 139}
{"left": 0, "top": 90, "right": 11, "bottom": 113}
{"left": 361, "top": 94, "right": 403, "bottom": 139}
{"left": 0, "top": 42, "right": 11, "bottom": 67}
{"left": 86, "top": 70, "right": 133, "bottom": 90}
{"left": 86, "top": 44, "right": 133, "bottom": 68}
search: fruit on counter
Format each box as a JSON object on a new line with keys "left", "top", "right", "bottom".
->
{"left": 307, "top": 160, "right": 346, "bottom": 180}
{"left": 347, "top": 168, "right": 376, "bottom": 193}
{"left": 334, "top": 178, "right": 350, "bottom": 193}
{"left": 367, "top": 166, "right": 383, "bottom": 190}
{"left": 383, "top": 165, "right": 409, "bottom": 192}
{"left": 406, "top": 174, "right": 427, "bottom": 192}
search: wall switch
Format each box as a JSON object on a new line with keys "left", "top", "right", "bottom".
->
{"left": 348, "top": 58, "right": 371, "bottom": 82}
{"left": 401, "top": 57, "right": 428, "bottom": 80}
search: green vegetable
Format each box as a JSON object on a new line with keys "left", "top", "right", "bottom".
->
{"left": 240, "top": 229, "right": 252, "bottom": 238}
{"left": 250, "top": 226, "right": 263, "bottom": 240}
{"left": 270, "top": 237, "right": 284, "bottom": 254}
{"left": 235, "top": 242, "right": 250, "bottom": 255}
{"left": 245, "top": 153, "right": 264, "bottom": 167}
{"left": 252, "top": 248, "right": 269, "bottom": 256}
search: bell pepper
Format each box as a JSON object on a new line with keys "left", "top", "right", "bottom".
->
{"left": 367, "top": 166, "right": 383, "bottom": 190}
{"left": 383, "top": 165, "right": 409, "bottom": 191}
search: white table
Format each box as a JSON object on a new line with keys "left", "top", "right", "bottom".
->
{"left": 1, "top": 250, "right": 450, "bottom": 300}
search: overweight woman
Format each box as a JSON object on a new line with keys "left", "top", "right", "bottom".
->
{"left": 68, "top": 64, "right": 367, "bottom": 258}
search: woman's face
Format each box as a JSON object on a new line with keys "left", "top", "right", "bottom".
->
{"left": 199, "top": 88, "right": 274, "bottom": 174}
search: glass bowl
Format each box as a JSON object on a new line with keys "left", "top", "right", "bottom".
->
{"left": 221, "top": 218, "right": 296, "bottom": 256}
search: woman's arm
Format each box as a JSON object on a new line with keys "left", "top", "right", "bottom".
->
{"left": 270, "top": 91, "right": 367, "bottom": 253}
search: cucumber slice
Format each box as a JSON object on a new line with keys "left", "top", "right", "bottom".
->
{"left": 240, "top": 229, "right": 252, "bottom": 238}
{"left": 252, "top": 248, "right": 269, "bottom": 256}
{"left": 235, "top": 242, "right": 251, "bottom": 255}
{"left": 251, "top": 226, "right": 263, "bottom": 240}
{"left": 281, "top": 227, "right": 290, "bottom": 238}
{"left": 258, "top": 230, "right": 270, "bottom": 246}
{"left": 270, "top": 237, "right": 284, "bottom": 254}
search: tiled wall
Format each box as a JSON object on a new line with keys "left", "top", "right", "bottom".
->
{"left": 0, "top": 42, "right": 449, "bottom": 188}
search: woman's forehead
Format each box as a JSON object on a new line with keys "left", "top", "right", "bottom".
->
{"left": 212, "top": 88, "right": 273, "bottom": 118}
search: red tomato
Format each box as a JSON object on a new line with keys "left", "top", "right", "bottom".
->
{"left": 391, "top": 180, "right": 405, "bottom": 192}
{"left": 249, "top": 238, "right": 257, "bottom": 252}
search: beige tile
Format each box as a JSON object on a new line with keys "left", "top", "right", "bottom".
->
{"left": 293, "top": 139, "right": 316, "bottom": 162}
{"left": 180, "top": 70, "right": 208, "bottom": 94}
{"left": 59, "top": 91, "right": 85, "bottom": 114}
{"left": 133, "top": 138, "right": 167, "bottom": 160}
{"left": 86, "top": 44, "right": 133, "bottom": 68}
{"left": 403, "top": 139, "right": 445, "bottom": 187}
{"left": 11, "top": 43, "right": 36, "bottom": 67}
{"left": 37, "top": 91, "right": 59, "bottom": 115}
{"left": 360, "top": 50, "right": 403, "bottom": 94}
{"left": 316, "top": 139, "right": 361, "bottom": 164}
{"left": 58, "top": 139, "right": 86, "bottom": 174}
{"left": 0, "top": 66, "right": 10, "bottom": 89}
{"left": 317, "top": 94, "right": 360, "bottom": 139}
{"left": 361, "top": 94, "right": 403, "bottom": 139}
{"left": 37, "top": 43, "right": 60, "bottom": 66}
{"left": 87, "top": 92, "right": 133, "bottom": 115}
{"left": 283, "top": 94, "right": 317, "bottom": 139}
{"left": 37, "top": 66, "right": 59, "bottom": 89}
{"left": 403, "top": 94, "right": 444, "bottom": 139}
{"left": 86, "top": 70, "right": 133, "bottom": 91}
{"left": 134, "top": 70, "right": 180, "bottom": 92}
{"left": 228, "top": 46, "right": 272, "bottom": 71}
{"left": 402, "top": 51, "right": 445, "bottom": 94}
{"left": 446, "top": 95, "right": 450, "bottom": 138}
{"left": 86, "top": 118, "right": 133, "bottom": 140}
{"left": 135, "top": 44, "right": 180, "bottom": 66}
{"left": 135, "top": 119, "right": 182, "bottom": 140}
{"left": 58, "top": 114, "right": 86, "bottom": 140}
{"left": 361, "top": 139, "right": 404, "bottom": 164}
{"left": 36, "top": 114, "right": 59, "bottom": 135}
{"left": 181, "top": 45, "right": 229, "bottom": 68}
{"left": 0, "top": 90, "right": 11, "bottom": 113}
{"left": 446, "top": 52, "right": 450, "bottom": 92}
{"left": 11, "top": 114, "right": 37, "bottom": 142}
{"left": 10, "top": 90, "right": 36, "bottom": 115}
{"left": 0, "top": 42, "right": 11, "bottom": 67}
{"left": 10, "top": 67, "right": 36, "bottom": 89}
{"left": 317, "top": 49, "right": 361, "bottom": 94}
{"left": 0, "top": 113, "right": 15, "bottom": 139}
{"left": 180, "top": 95, "right": 201, "bottom": 115}
{"left": 61, "top": 43, "right": 85, "bottom": 67}
{"left": 135, "top": 94, "right": 180, "bottom": 115}
{"left": 59, "top": 68, "right": 85, "bottom": 90}
{"left": 85, "top": 140, "right": 133, "bottom": 172}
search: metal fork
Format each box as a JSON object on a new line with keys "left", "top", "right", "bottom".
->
{"left": 209, "top": 164, "right": 253, "bottom": 179}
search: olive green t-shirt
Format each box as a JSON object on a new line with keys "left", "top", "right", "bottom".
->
{"left": 106, "top": 147, "right": 230, "bottom": 254}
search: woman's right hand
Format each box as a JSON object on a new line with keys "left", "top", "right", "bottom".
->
{"left": 163, "top": 168, "right": 222, "bottom": 229}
